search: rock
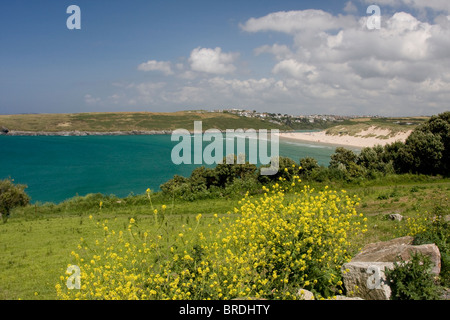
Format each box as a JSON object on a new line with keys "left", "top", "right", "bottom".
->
{"left": 342, "top": 261, "right": 395, "bottom": 300}
{"left": 342, "top": 236, "right": 442, "bottom": 300}
{"left": 333, "top": 295, "right": 364, "bottom": 300}
{"left": 389, "top": 213, "right": 403, "bottom": 221}
{"left": 352, "top": 236, "right": 441, "bottom": 275}
{"left": 297, "top": 288, "right": 315, "bottom": 300}
{"left": 1, "top": 127, "right": 8, "bottom": 134}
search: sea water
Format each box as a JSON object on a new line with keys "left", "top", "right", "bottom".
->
{"left": 0, "top": 135, "right": 355, "bottom": 203}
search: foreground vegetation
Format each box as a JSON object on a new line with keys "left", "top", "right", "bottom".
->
{"left": 0, "top": 174, "right": 448, "bottom": 300}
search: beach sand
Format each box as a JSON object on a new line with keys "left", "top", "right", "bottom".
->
{"left": 277, "top": 127, "right": 413, "bottom": 149}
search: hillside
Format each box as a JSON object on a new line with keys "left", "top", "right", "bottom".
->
{"left": 0, "top": 111, "right": 291, "bottom": 134}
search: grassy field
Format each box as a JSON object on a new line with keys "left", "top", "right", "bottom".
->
{"left": 0, "top": 111, "right": 291, "bottom": 132}
{"left": 0, "top": 176, "right": 448, "bottom": 300}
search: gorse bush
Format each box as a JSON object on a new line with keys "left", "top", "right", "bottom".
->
{"left": 56, "top": 174, "right": 367, "bottom": 300}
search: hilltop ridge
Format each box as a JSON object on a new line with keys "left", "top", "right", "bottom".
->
{"left": 0, "top": 110, "right": 428, "bottom": 137}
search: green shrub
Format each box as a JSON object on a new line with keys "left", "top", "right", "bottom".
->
{"left": 0, "top": 178, "right": 30, "bottom": 222}
{"left": 299, "top": 157, "right": 320, "bottom": 178}
{"left": 413, "top": 204, "right": 449, "bottom": 286}
{"left": 258, "top": 156, "right": 299, "bottom": 184}
{"left": 386, "top": 252, "right": 442, "bottom": 300}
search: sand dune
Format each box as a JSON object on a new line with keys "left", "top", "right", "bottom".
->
{"left": 277, "top": 127, "right": 412, "bottom": 148}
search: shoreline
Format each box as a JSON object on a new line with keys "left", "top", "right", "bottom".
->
{"left": 276, "top": 129, "right": 412, "bottom": 149}
{"left": 0, "top": 129, "right": 295, "bottom": 137}
{"left": 1, "top": 129, "right": 412, "bottom": 149}
{"left": 1, "top": 130, "right": 173, "bottom": 136}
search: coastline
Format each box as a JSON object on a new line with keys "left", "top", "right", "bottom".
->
{"left": 1, "top": 130, "right": 173, "bottom": 136}
{"left": 0, "top": 129, "right": 295, "bottom": 137}
{"left": 276, "top": 129, "right": 412, "bottom": 149}
{"left": 1, "top": 128, "right": 412, "bottom": 149}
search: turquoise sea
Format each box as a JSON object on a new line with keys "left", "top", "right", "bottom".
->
{"left": 0, "top": 134, "right": 357, "bottom": 203}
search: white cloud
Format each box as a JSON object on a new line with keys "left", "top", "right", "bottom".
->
{"left": 240, "top": 9, "right": 358, "bottom": 34}
{"left": 137, "top": 60, "right": 174, "bottom": 75}
{"left": 239, "top": 9, "right": 450, "bottom": 115}
{"left": 272, "top": 59, "right": 318, "bottom": 80}
{"left": 254, "top": 44, "right": 294, "bottom": 60}
{"left": 189, "top": 47, "right": 238, "bottom": 75}
{"left": 360, "top": 0, "right": 450, "bottom": 13}
{"left": 98, "top": 8, "right": 450, "bottom": 116}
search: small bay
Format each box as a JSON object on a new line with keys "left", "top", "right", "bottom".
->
{"left": 0, "top": 134, "right": 355, "bottom": 203}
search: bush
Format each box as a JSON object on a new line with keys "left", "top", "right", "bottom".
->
{"left": 412, "top": 204, "right": 449, "bottom": 286}
{"left": 258, "top": 156, "right": 299, "bottom": 184}
{"left": 299, "top": 157, "right": 320, "bottom": 178}
{"left": 0, "top": 178, "right": 30, "bottom": 222}
{"left": 160, "top": 159, "right": 259, "bottom": 201}
{"left": 395, "top": 111, "right": 450, "bottom": 176}
{"left": 385, "top": 252, "right": 442, "bottom": 300}
{"left": 398, "top": 131, "right": 445, "bottom": 175}
{"left": 329, "top": 147, "right": 357, "bottom": 170}
{"left": 223, "top": 176, "right": 261, "bottom": 197}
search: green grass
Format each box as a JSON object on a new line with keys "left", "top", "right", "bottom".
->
{"left": 0, "top": 177, "right": 448, "bottom": 300}
{"left": 0, "top": 193, "right": 240, "bottom": 300}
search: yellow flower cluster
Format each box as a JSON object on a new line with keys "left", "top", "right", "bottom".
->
{"left": 403, "top": 213, "right": 429, "bottom": 236}
{"left": 206, "top": 179, "right": 366, "bottom": 299}
{"left": 57, "top": 177, "right": 366, "bottom": 300}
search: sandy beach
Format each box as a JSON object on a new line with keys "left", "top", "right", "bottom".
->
{"left": 277, "top": 127, "right": 413, "bottom": 149}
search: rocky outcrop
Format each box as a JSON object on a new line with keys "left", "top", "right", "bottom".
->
{"left": 342, "top": 236, "right": 442, "bottom": 300}
{"left": 342, "top": 261, "right": 395, "bottom": 300}
{"left": 351, "top": 236, "right": 441, "bottom": 275}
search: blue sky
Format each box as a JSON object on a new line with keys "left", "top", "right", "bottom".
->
{"left": 1, "top": 0, "right": 450, "bottom": 116}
